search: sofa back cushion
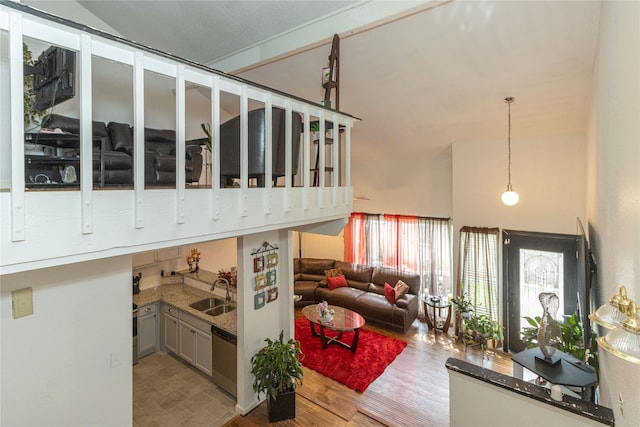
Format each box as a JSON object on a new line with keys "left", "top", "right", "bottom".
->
{"left": 145, "top": 128, "right": 176, "bottom": 156}
{"left": 370, "top": 267, "right": 420, "bottom": 296}
{"left": 41, "top": 114, "right": 107, "bottom": 136}
{"left": 334, "top": 260, "right": 374, "bottom": 291}
{"left": 299, "top": 258, "right": 335, "bottom": 275}
{"left": 108, "top": 122, "right": 133, "bottom": 153}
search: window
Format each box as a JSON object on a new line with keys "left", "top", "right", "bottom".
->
{"left": 458, "top": 227, "right": 499, "bottom": 321}
{"left": 344, "top": 212, "right": 452, "bottom": 301}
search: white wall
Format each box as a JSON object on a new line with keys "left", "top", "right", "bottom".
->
{"left": 297, "top": 133, "right": 586, "bottom": 270}
{"left": 132, "top": 238, "right": 237, "bottom": 291}
{"left": 586, "top": 1, "right": 640, "bottom": 426}
{"left": 236, "top": 230, "right": 295, "bottom": 414}
{"left": 449, "top": 370, "right": 606, "bottom": 427}
{"left": 1, "top": 256, "right": 133, "bottom": 426}
{"left": 453, "top": 133, "right": 586, "bottom": 235}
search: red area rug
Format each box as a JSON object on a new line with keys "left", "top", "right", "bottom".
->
{"left": 294, "top": 317, "right": 407, "bottom": 392}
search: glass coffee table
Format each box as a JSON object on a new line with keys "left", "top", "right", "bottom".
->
{"left": 301, "top": 304, "right": 365, "bottom": 352}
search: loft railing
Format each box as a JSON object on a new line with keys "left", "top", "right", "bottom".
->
{"left": 0, "top": 2, "right": 357, "bottom": 274}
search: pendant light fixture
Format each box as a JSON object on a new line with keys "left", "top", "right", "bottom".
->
{"left": 501, "top": 97, "right": 519, "bottom": 206}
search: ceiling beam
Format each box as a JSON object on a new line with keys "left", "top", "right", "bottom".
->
{"left": 211, "top": 0, "right": 450, "bottom": 74}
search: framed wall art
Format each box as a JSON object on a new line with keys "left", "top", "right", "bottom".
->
{"left": 267, "top": 253, "right": 279, "bottom": 268}
{"left": 255, "top": 274, "right": 267, "bottom": 291}
{"left": 253, "top": 256, "right": 264, "bottom": 273}
{"left": 267, "top": 287, "right": 279, "bottom": 303}
{"left": 254, "top": 291, "right": 266, "bottom": 309}
{"left": 266, "top": 270, "right": 277, "bottom": 287}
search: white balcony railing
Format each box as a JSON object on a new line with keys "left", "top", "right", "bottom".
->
{"left": 0, "top": 2, "right": 357, "bottom": 274}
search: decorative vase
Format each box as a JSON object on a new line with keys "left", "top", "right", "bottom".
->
{"left": 537, "top": 292, "right": 562, "bottom": 359}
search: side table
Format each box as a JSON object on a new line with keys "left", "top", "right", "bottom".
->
{"left": 422, "top": 296, "right": 452, "bottom": 333}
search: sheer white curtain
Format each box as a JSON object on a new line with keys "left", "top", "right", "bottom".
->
{"left": 345, "top": 213, "right": 452, "bottom": 313}
{"left": 457, "top": 226, "right": 500, "bottom": 321}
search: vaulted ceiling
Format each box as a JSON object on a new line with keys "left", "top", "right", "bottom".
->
{"left": 26, "top": 0, "right": 601, "bottom": 165}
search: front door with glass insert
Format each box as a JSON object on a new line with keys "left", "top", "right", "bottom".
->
{"left": 503, "top": 230, "right": 578, "bottom": 352}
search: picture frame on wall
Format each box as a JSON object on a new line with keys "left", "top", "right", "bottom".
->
{"left": 266, "top": 270, "right": 277, "bottom": 287}
{"left": 267, "top": 253, "right": 279, "bottom": 268}
{"left": 255, "top": 274, "right": 267, "bottom": 291}
{"left": 254, "top": 291, "right": 266, "bottom": 309}
{"left": 267, "top": 287, "right": 279, "bottom": 303}
{"left": 253, "top": 256, "right": 264, "bottom": 273}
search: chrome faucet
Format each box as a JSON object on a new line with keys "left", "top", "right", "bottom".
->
{"left": 211, "top": 278, "right": 232, "bottom": 305}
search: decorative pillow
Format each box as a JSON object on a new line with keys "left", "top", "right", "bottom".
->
{"left": 384, "top": 282, "right": 396, "bottom": 304}
{"left": 394, "top": 280, "right": 410, "bottom": 298}
{"left": 324, "top": 268, "right": 343, "bottom": 278}
{"left": 327, "top": 274, "right": 348, "bottom": 290}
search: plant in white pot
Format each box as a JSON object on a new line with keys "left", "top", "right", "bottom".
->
{"left": 251, "top": 330, "right": 304, "bottom": 422}
{"left": 451, "top": 294, "right": 474, "bottom": 319}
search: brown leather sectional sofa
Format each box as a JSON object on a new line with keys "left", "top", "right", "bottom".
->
{"left": 294, "top": 258, "right": 420, "bottom": 332}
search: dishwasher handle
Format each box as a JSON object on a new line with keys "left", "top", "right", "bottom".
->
{"left": 211, "top": 325, "right": 237, "bottom": 345}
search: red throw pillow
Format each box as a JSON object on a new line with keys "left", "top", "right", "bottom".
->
{"left": 384, "top": 282, "right": 396, "bottom": 304}
{"left": 327, "top": 274, "right": 348, "bottom": 290}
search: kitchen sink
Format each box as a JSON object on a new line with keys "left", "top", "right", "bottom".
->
{"left": 189, "top": 297, "right": 225, "bottom": 311}
{"left": 205, "top": 304, "right": 236, "bottom": 317}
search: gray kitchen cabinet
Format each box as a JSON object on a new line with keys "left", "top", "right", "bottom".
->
{"left": 138, "top": 303, "right": 158, "bottom": 358}
{"left": 178, "top": 311, "right": 212, "bottom": 376}
{"left": 162, "top": 305, "right": 178, "bottom": 354}
{"left": 178, "top": 320, "right": 196, "bottom": 364}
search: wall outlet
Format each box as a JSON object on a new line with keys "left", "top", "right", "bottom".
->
{"left": 161, "top": 275, "right": 183, "bottom": 285}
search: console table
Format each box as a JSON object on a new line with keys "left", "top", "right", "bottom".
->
{"left": 512, "top": 347, "right": 598, "bottom": 401}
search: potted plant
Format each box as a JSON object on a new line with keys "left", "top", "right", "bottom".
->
{"left": 463, "top": 314, "right": 504, "bottom": 348}
{"left": 200, "top": 122, "right": 213, "bottom": 152}
{"left": 23, "top": 43, "right": 45, "bottom": 129}
{"left": 521, "top": 312, "right": 599, "bottom": 376}
{"left": 451, "top": 294, "right": 474, "bottom": 319}
{"left": 251, "top": 330, "right": 304, "bottom": 422}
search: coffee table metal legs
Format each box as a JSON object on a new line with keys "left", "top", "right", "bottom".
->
{"left": 308, "top": 321, "right": 359, "bottom": 352}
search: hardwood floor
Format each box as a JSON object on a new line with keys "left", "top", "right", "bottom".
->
{"left": 224, "top": 310, "right": 514, "bottom": 426}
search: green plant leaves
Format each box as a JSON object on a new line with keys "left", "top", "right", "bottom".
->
{"left": 251, "top": 330, "right": 304, "bottom": 401}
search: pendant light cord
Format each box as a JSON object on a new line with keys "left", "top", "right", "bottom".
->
{"left": 505, "top": 97, "right": 514, "bottom": 186}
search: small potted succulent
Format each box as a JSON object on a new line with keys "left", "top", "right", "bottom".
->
{"left": 251, "top": 330, "right": 304, "bottom": 422}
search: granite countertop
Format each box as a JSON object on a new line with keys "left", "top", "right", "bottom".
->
{"left": 134, "top": 283, "right": 237, "bottom": 335}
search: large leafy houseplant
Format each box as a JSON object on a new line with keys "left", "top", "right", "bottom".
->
{"left": 251, "top": 330, "right": 304, "bottom": 421}
{"left": 23, "top": 43, "right": 45, "bottom": 129}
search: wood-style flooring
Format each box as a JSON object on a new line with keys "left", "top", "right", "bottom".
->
{"left": 224, "top": 310, "right": 514, "bottom": 426}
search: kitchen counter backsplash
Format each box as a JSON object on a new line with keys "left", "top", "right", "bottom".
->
{"left": 133, "top": 283, "right": 237, "bottom": 335}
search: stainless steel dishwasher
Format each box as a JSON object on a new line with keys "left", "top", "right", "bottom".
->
{"left": 211, "top": 324, "right": 237, "bottom": 397}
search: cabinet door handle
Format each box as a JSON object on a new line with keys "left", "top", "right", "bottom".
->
{"left": 191, "top": 329, "right": 195, "bottom": 334}
{"left": 145, "top": 307, "right": 151, "bottom": 312}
